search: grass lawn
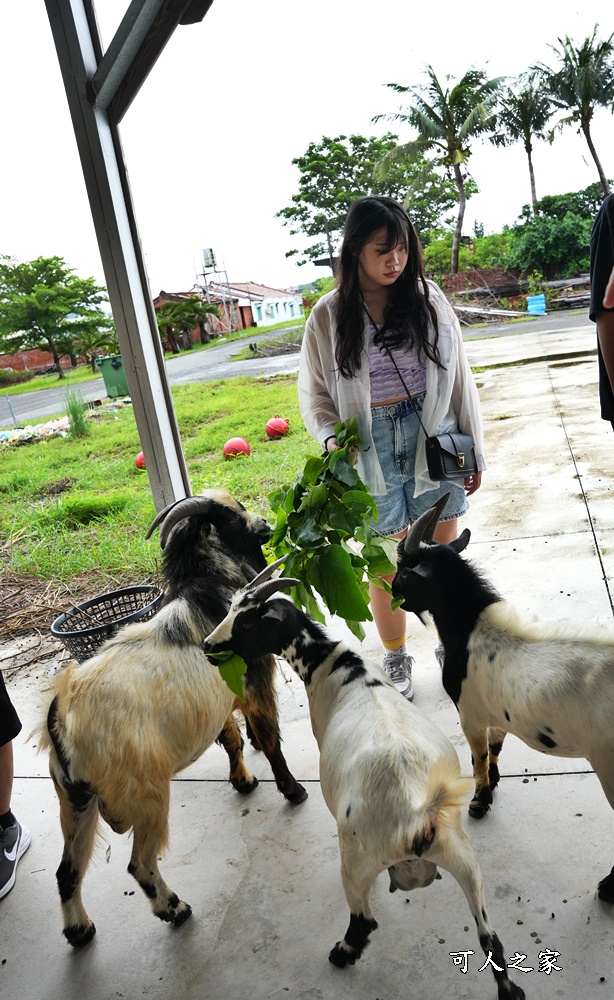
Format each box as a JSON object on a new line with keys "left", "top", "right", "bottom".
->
{"left": 0, "top": 374, "right": 316, "bottom": 593}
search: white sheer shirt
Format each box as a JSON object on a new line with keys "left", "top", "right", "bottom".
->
{"left": 297, "top": 282, "right": 486, "bottom": 497}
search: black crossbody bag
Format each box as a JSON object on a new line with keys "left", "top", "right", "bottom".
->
{"left": 365, "top": 308, "right": 478, "bottom": 481}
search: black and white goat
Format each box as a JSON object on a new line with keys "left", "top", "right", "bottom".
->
{"left": 203, "top": 561, "right": 524, "bottom": 1000}
{"left": 391, "top": 493, "right": 614, "bottom": 903}
{"left": 38, "top": 489, "right": 306, "bottom": 947}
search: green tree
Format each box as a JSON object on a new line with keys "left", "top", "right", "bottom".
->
{"left": 0, "top": 256, "right": 112, "bottom": 378}
{"left": 509, "top": 211, "right": 592, "bottom": 279}
{"left": 492, "top": 78, "right": 552, "bottom": 212}
{"left": 301, "top": 276, "right": 336, "bottom": 316}
{"left": 518, "top": 181, "right": 609, "bottom": 221}
{"left": 532, "top": 26, "right": 614, "bottom": 196}
{"left": 276, "top": 133, "right": 457, "bottom": 267}
{"left": 155, "top": 296, "right": 220, "bottom": 353}
{"left": 373, "top": 66, "right": 504, "bottom": 273}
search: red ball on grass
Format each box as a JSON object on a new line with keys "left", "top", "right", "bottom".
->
{"left": 223, "top": 437, "right": 251, "bottom": 459}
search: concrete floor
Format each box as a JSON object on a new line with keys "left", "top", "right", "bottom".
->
{"left": 3, "top": 320, "right": 614, "bottom": 1000}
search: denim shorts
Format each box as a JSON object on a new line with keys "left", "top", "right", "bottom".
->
{"left": 370, "top": 393, "right": 469, "bottom": 537}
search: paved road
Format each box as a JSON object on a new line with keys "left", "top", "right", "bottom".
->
{"left": 2, "top": 312, "right": 592, "bottom": 427}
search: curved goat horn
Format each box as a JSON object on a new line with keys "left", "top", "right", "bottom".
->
{"left": 146, "top": 496, "right": 219, "bottom": 548}
{"left": 250, "top": 577, "right": 301, "bottom": 603}
{"left": 145, "top": 497, "right": 190, "bottom": 540}
{"left": 402, "top": 492, "right": 450, "bottom": 556}
{"left": 243, "top": 555, "right": 300, "bottom": 602}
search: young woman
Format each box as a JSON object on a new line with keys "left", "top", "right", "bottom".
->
{"left": 298, "top": 196, "right": 484, "bottom": 700}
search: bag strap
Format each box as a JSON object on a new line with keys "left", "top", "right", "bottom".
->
{"left": 362, "top": 304, "right": 431, "bottom": 440}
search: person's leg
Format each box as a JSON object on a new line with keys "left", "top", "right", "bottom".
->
{"left": 369, "top": 519, "right": 458, "bottom": 646}
{"left": 0, "top": 683, "right": 31, "bottom": 900}
{"left": 0, "top": 739, "right": 14, "bottom": 819}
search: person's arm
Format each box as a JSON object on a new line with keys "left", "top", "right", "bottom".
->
{"left": 596, "top": 310, "right": 614, "bottom": 390}
{"left": 297, "top": 299, "right": 340, "bottom": 448}
{"left": 603, "top": 265, "right": 614, "bottom": 309}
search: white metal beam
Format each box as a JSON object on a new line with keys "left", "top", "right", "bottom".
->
{"left": 44, "top": 0, "right": 192, "bottom": 512}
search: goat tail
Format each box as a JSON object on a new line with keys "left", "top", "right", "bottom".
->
{"left": 410, "top": 758, "right": 474, "bottom": 857}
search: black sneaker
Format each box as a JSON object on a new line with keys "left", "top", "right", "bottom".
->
{"left": 0, "top": 818, "right": 31, "bottom": 900}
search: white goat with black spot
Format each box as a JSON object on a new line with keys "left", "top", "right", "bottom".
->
{"left": 203, "top": 560, "right": 525, "bottom": 1000}
{"left": 391, "top": 493, "right": 614, "bottom": 904}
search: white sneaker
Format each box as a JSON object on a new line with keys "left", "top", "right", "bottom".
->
{"left": 383, "top": 650, "right": 414, "bottom": 701}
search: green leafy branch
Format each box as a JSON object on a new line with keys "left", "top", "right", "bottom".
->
{"left": 268, "top": 418, "right": 400, "bottom": 641}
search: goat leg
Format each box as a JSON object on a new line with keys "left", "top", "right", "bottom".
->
{"left": 128, "top": 810, "right": 192, "bottom": 929}
{"left": 241, "top": 669, "right": 307, "bottom": 804}
{"left": 487, "top": 727, "right": 507, "bottom": 791}
{"left": 429, "top": 827, "right": 525, "bottom": 1000}
{"left": 329, "top": 839, "right": 379, "bottom": 967}
{"left": 51, "top": 766, "right": 98, "bottom": 947}
{"left": 216, "top": 716, "right": 259, "bottom": 795}
{"left": 464, "top": 724, "right": 493, "bottom": 819}
{"left": 591, "top": 757, "right": 614, "bottom": 902}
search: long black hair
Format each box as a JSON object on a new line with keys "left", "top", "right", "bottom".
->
{"left": 335, "top": 196, "right": 441, "bottom": 377}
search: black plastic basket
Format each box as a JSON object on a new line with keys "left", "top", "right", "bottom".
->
{"left": 50, "top": 585, "right": 165, "bottom": 662}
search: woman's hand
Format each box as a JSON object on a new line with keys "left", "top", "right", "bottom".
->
{"left": 325, "top": 435, "right": 358, "bottom": 465}
{"left": 464, "top": 471, "right": 482, "bottom": 496}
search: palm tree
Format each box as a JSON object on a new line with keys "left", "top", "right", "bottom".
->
{"left": 71, "top": 324, "right": 119, "bottom": 372}
{"left": 493, "top": 79, "right": 553, "bottom": 213}
{"left": 532, "top": 27, "right": 614, "bottom": 196}
{"left": 155, "top": 297, "right": 220, "bottom": 353}
{"left": 374, "top": 66, "right": 504, "bottom": 272}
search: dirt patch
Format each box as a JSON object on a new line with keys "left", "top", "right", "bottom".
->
{"left": 0, "top": 570, "right": 135, "bottom": 681}
{"left": 242, "top": 336, "right": 303, "bottom": 358}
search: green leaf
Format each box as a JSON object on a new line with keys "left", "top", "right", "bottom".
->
{"left": 298, "top": 481, "right": 329, "bottom": 513}
{"left": 292, "top": 514, "right": 326, "bottom": 546}
{"left": 329, "top": 451, "right": 360, "bottom": 486}
{"left": 328, "top": 505, "right": 362, "bottom": 534}
{"left": 314, "top": 546, "right": 372, "bottom": 621}
{"left": 301, "top": 456, "right": 326, "bottom": 485}
{"left": 208, "top": 652, "right": 247, "bottom": 699}
{"left": 339, "top": 489, "right": 377, "bottom": 514}
{"left": 294, "top": 579, "right": 325, "bottom": 624}
{"left": 270, "top": 507, "right": 288, "bottom": 547}
{"left": 362, "top": 543, "right": 396, "bottom": 576}
{"left": 345, "top": 619, "right": 366, "bottom": 642}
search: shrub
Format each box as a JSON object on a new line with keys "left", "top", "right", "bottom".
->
{"left": 0, "top": 368, "right": 35, "bottom": 387}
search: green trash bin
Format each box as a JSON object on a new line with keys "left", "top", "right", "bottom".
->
{"left": 98, "top": 355, "right": 130, "bottom": 398}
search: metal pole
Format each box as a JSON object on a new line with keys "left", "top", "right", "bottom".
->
{"left": 5, "top": 393, "right": 19, "bottom": 429}
{"left": 45, "top": 0, "right": 191, "bottom": 511}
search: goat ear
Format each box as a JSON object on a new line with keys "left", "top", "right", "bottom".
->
{"left": 449, "top": 528, "right": 470, "bottom": 553}
{"left": 241, "top": 562, "right": 258, "bottom": 582}
{"left": 261, "top": 604, "right": 287, "bottom": 623}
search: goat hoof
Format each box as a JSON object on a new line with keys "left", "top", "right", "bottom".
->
{"left": 286, "top": 782, "right": 308, "bottom": 805}
{"left": 468, "top": 801, "right": 490, "bottom": 819}
{"left": 328, "top": 943, "right": 355, "bottom": 967}
{"left": 173, "top": 903, "right": 193, "bottom": 928}
{"left": 63, "top": 921, "right": 96, "bottom": 948}
{"left": 233, "top": 775, "right": 259, "bottom": 795}
{"left": 506, "top": 984, "right": 526, "bottom": 1000}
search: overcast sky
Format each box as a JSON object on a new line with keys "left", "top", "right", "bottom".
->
{"left": 2, "top": 1, "right": 613, "bottom": 297}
